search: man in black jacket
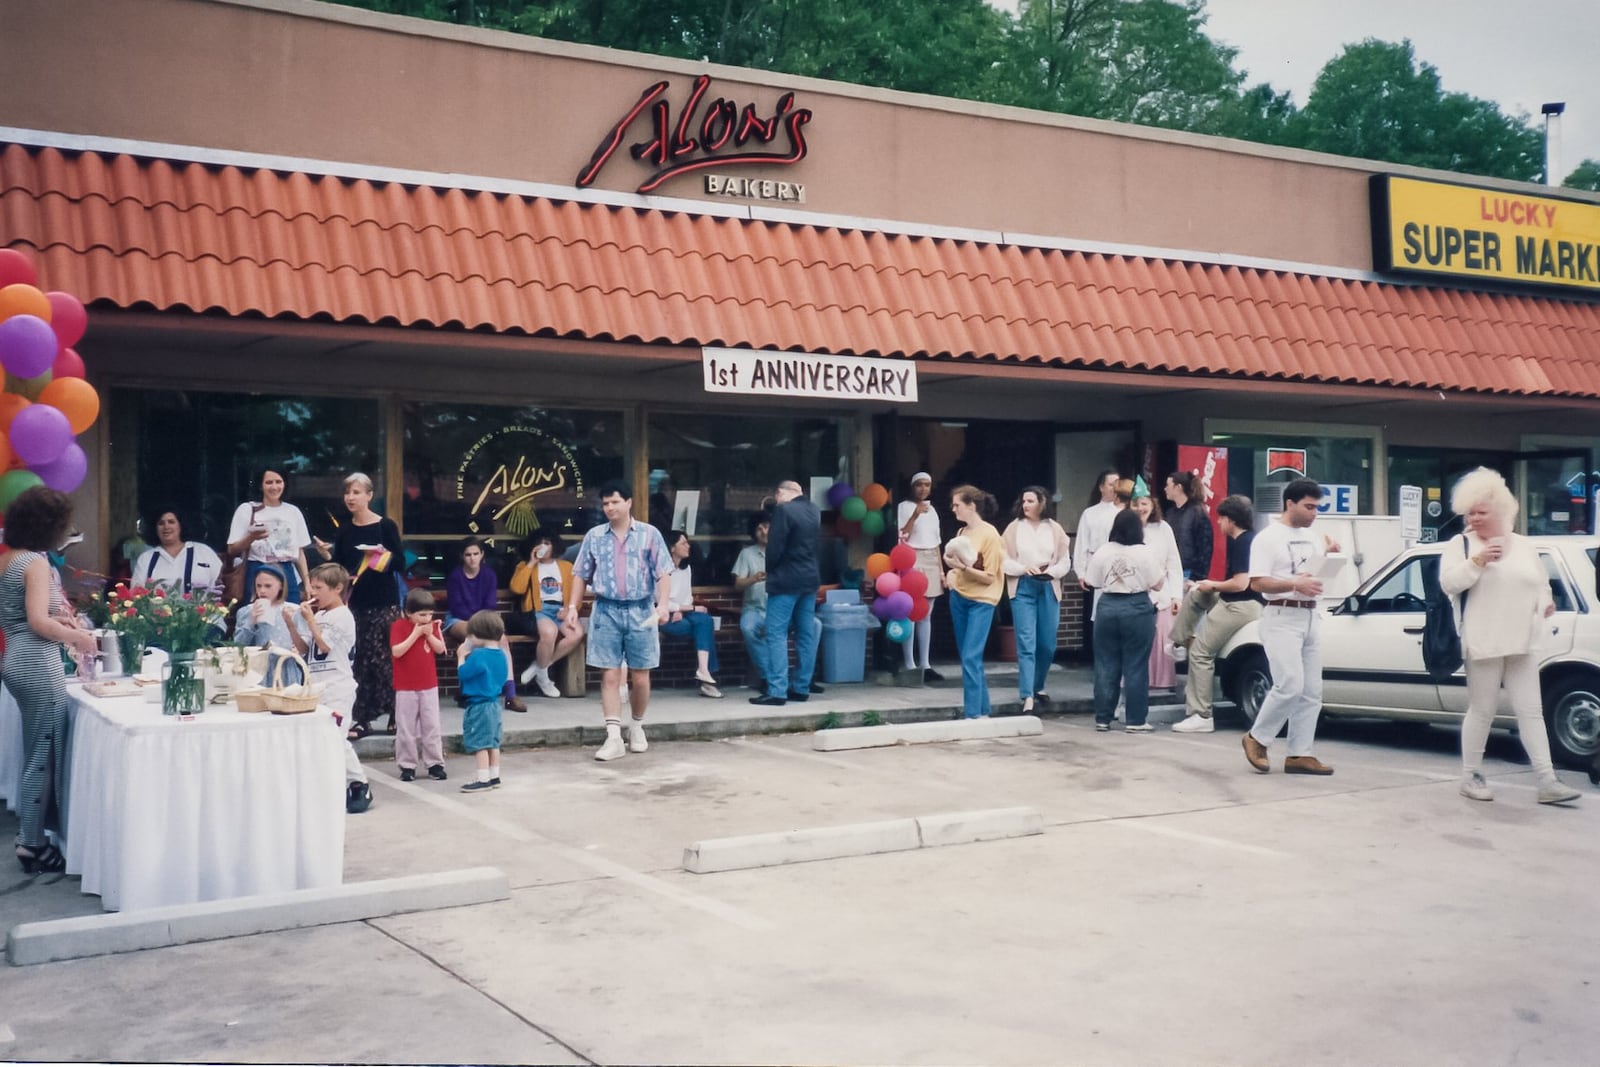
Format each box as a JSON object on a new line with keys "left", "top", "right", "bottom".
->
{"left": 750, "top": 480, "right": 821, "bottom": 706}
{"left": 1165, "top": 470, "right": 1215, "bottom": 584}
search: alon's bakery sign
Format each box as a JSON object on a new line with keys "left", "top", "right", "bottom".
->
{"left": 577, "top": 75, "right": 813, "bottom": 197}
{"left": 1371, "top": 174, "right": 1600, "bottom": 294}
{"left": 455, "top": 426, "right": 585, "bottom": 542}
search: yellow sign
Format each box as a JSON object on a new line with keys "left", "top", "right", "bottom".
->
{"left": 1371, "top": 175, "right": 1600, "bottom": 293}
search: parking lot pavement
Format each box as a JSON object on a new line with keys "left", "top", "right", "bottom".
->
{"left": 3, "top": 718, "right": 1596, "bottom": 1066}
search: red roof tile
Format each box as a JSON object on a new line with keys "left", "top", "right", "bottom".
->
{"left": 5, "top": 143, "right": 1600, "bottom": 398}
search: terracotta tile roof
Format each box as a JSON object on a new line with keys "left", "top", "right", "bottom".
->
{"left": 5, "top": 143, "right": 1600, "bottom": 398}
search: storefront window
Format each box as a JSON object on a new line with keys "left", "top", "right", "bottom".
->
{"left": 647, "top": 411, "right": 847, "bottom": 584}
{"left": 1207, "top": 423, "right": 1376, "bottom": 518}
{"left": 402, "top": 402, "right": 625, "bottom": 581}
{"left": 109, "top": 388, "right": 382, "bottom": 573}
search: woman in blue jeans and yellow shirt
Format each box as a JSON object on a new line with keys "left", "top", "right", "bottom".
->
{"left": 943, "top": 485, "right": 1005, "bottom": 718}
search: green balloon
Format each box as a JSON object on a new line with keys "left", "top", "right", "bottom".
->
{"left": 6, "top": 370, "right": 52, "bottom": 401}
{"left": 860, "top": 510, "right": 886, "bottom": 536}
{"left": 840, "top": 495, "right": 867, "bottom": 521}
{"left": 0, "top": 469, "right": 44, "bottom": 511}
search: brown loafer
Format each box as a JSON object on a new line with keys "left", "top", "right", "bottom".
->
{"left": 1242, "top": 733, "right": 1270, "bottom": 773}
{"left": 1284, "top": 755, "right": 1334, "bottom": 776}
{"left": 505, "top": 695, "right": 529, "bottom": 713}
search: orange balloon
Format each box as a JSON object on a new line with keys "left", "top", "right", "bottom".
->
{"left": 0, "top": 393, "right": 29, "bottom": 431}
{"left": 860, "top": 482, "right": 891, "bottom": 511}
{"left": 0, "top": 433, "right": 11, "bottom": 473}
{"left": 865, "top": 552, "right": 892, "bottom": 579}
{"left": 38, "top": 377, "right": 99, "bottom": 434}
{"left": 0, "top": 284, "right": 50, "bottom": 323}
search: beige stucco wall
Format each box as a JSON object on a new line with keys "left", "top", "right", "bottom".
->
{"left": 9, "top": 0, "right": 1595, "bottom": 274}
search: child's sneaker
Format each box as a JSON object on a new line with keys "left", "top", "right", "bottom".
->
{"left": 427, "top": 764, "right": 448, "bottom": 781}
{"left": 345, "top": 781, "right": 374, "bottom": 813}
{"left": 460, "top": 780, "right": 495, "bottom": 793}
{"left": 489, "top": 777, "right": 501, "bottom": 789}
{"left": 399, "top": 767, "right": 415, "bottom": 782}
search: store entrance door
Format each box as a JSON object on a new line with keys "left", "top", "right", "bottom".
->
{"left": 1515, "top": 448, "right": 1593, "bottom": 535}
{"left": 1054, "top": 427, "right": 1140, "bottom": 539}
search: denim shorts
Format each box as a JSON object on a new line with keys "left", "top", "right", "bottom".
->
{"left": 586, "top": 599, "right": 660, "bottom": 670}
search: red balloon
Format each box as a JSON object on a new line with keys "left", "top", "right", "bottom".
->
{"left": 0, "top": 250, "right": 36, "bottom": 289}
{"left": 908, "top": 596, "right": 932, "bottom": 622}
{"left": 899, "top": 568, "right": 930, "bottom": 598}
{"left": 51, "top": 347, "right": 84, "bottom": 379}
{"left": 46, "top": 292, "right": 87, "bottom": 347}
{"left": 888, "top": 543, "right": 917, "bottom": 572}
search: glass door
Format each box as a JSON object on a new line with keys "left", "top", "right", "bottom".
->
{"left": 1516, "top": 449, "right": 1593, "bottom": 535}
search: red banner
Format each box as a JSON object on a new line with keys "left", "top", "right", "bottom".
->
{"left": 1177, "top": 445, "right": 1229, "bottom": 581}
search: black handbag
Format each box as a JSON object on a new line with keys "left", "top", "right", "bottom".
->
{"left": 1422, "top": 537, "right": 1470, "bottom": 681}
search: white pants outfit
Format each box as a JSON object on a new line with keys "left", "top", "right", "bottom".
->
{"left": 1461, "top": 652, "right": 1554, "bottom": 777}
{"left": 1248, "top": 605, "right": 1323, "bottom": 756}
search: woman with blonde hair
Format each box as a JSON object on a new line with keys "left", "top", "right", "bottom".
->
{"left": 1440, "top": 467, "right": 1580, "bottom": 805}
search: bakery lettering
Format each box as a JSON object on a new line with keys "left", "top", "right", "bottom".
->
{"left": 577, "top": 75, "right": 812, "bottom": 195}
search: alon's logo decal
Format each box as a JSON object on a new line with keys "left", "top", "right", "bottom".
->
{"left": 456, "top": 426, "right": 584, "bottom": 542}
{"left": 577, "top": 75, "right": 813, "bottom": 195}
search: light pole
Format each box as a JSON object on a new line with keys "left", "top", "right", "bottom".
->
{"left": 1542, "top": 101, "right": 1566, "bottom": 185}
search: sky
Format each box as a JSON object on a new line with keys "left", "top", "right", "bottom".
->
{"left": 1197, "top": 0, "right": 1600, "bottom": 181}
{"left": 987, "top": 0, "right": 1600, "bottom": 183}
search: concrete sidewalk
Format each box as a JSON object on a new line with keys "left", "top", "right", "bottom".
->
{"left": 353, "top": 661, "right": 1193, "bottom": 759}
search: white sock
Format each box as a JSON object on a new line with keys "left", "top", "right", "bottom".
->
{"left": 489, "top": 764, "right": 500, "bottom": 780}
{"left": 477, "top": 768, "right": 491, "bottom": 783}
{"left": 605, "top": 719, "right": 622, "bottom": 740}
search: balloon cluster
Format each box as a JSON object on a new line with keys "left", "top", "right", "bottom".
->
{"left": 0, "top": 250, "right": 98, "bottom": 510}
{"left": 865, "top": 543, "right": 931, "bottom": 644}
{"left": 826, "top": 480, "right": 891, "bottom": 539}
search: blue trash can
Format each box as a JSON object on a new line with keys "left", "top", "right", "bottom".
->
{"left": 818, "top": 590, "right": 877, "bottom": 684}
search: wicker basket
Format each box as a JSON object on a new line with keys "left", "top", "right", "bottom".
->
{"left": 237, "top": 648, "right": 320, "bottom": 714}
{"left": 234, "top": 688, "right": 271, "bottom": 713}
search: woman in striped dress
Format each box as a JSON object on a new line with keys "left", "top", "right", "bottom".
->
{"left": 4, "top": 488, "right": 98, "bottom": 874}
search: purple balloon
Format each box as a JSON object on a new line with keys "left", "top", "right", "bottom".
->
{"left": 883, "top": 591, "right": 914, "bottom": 620}
{"left": 0, "top": 314, "right": 58, "bottom": 379}
{"left": 826, "top": 482, "right": 854, "bottom": 509}
{"left": 33, "top": 441, "right": 86, "bottom": 493}
{"left": 870, "top": 596, "right": 895, "bottom": 621}
{"left": 9, "top": 403, "right": 72, "bottom": 466}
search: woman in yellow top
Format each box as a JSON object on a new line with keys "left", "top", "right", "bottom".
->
{"left": 943, "top": 484, "right": 1005, "bottom": 719}
{"left": 507, "top": 532, "right": 583, "bottom": 698}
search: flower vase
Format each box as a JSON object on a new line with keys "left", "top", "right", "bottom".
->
{"left": 117, "top": 632, "right": 145, "bottom": 678}
{"left": 162, "top": 652, "right": 206, "bottom": 715}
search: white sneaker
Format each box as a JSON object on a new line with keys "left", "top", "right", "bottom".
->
{"left": 534, "top": 667, "right": 560, "bottom": 699}
{"left": 595, "top": 734, "right": 626, "bottom": 761}
{"left": 1171, "top": 714, "right": 1214, "bottom": 733}
{"left": 1460, "top": 772, "right": 1493, "bottom": 802}
{"left": 519, "top": 661, "right": 538, "bottom": 685}
{"left": 1114, "top": 702, "right": 1125, "bottom": 723}
{"left": 628, "top": 721, "right": 648, "bottom": 753}
{"left": 1172, "top": 645, "right": 1188, "bottom": 663}
{"left": 1537, "top": 778, "right": 1581, "bottom": 805}
{"left": 1125, "top": 723, "right": 1154, "bottom": 733}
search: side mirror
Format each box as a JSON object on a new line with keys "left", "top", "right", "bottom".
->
{"left": 1339, "top": 594, "right": 1363, "bottom": 615}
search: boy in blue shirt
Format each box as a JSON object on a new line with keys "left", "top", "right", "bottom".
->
{"left": 457, "top": 610, "right": 509, "bottom": 792}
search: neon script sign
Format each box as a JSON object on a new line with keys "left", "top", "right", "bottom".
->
{"left": 577, "top": 75, "right": 813, "bottom": 195}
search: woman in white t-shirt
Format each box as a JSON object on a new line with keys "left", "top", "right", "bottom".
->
{"left": 896, "top": 471, "right": 944, "bottom": 680}
{"left": 659, "top": 530, "right": 723, "bottom": 698}
{"left": 1083, "top": 508, "right": 1166, "bottom": 732}
{"left": 226, "top": 469, "right": 312, "bottom": 604}
{"left": 1132, "top": 480, "right": 1185, "bottom": 690}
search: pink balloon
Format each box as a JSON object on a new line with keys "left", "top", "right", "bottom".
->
{"left": 33, "top": 441, "right": 86, "bottom": 493}
{"left": 51, "top": 347, "right": 84, "bottom": 379}
{"left": 9, "top": 402, "right": 72, "bottom": 466}
{"left": 874, "top": 571, "right": 901, "bottom": 597}
{"left": 0, "top": 250, "right": 36, "bottom": 289}
{"left": 45, "top": 292, "right": 86, "bottom": 347}
{"left": 883, "top": 591, "right": 914, "bottom": 620}
{"left": 0, "top": 314, "right": 57, "bottom": 378}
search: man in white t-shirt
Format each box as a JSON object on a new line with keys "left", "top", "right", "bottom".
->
{"left": 1242, "top": 479, "right": 1339, "bottom": 776}
{"left": 1072, "top": 470, "right": 1122, "bottom": 661}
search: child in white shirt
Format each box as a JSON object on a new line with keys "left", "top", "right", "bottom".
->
{"left": 288, "top": 562, "right": 373, "bottom": 813}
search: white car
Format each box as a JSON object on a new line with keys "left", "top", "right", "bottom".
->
{"left": 1216, "top": 536, "right": 1600, "bottom": 768}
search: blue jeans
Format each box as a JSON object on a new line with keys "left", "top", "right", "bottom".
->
{"left": 1011, "top": 577, "right": 1058, "bottom": 700}
{"left": 947, "top": 590, "right": 995, "bottom": 718}
{"left": 1093, "top": 592, "right": 1156, "bottom": 725}
{"left": 660, "top": 611, "right": 719, "bottom": 674}
{"left": 740, "top": 607, "right": 770, "bottom": 681}
{"left": 763, "top": 591, "right": 819, "bottom": 699}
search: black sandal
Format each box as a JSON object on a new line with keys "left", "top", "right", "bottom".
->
{"left": 347, "top": 723, "right": 372, "bottom": 742}
{"left": 16, "top": 842, "right": 65, "bottom": 874}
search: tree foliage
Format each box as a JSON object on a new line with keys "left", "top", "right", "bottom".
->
{"left": 1565, "top": 159, "right": 1600, "bottom": 192}
{"left": 331, "top": 1, "right": 1554, "bottom": 185}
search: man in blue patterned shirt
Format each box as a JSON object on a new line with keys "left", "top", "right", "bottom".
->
{"left": 564, "top": 480, "right": 673, "bottom": 761}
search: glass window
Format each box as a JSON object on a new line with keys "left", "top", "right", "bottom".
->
{"left": 1541, "top": 553, "right": 1576, "bottom": 613}
{"left": 647, "top": 411, "right": 847, "bottom": 584}
{"left": 1358, "top": 556, "right": 1432, "bottom": 613}
{"left": 109, "top": 388, "right": 382, "bottom": 572}
{"left": 1388, "top": 446, "right": 1512, "bottom": 543}
{"left": 402, "top": 402, "right": 625, "bottom": 583}
{"left": 1207, "top": 426, "right": 1374, "bottom": 518}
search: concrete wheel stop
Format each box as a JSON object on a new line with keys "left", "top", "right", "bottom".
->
{"left": 813, "top": 714, "right": 1043, "bottom": 751}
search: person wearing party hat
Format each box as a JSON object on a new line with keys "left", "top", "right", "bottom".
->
{"left": 895, "top": 472, "right": 945, "bottom": 681}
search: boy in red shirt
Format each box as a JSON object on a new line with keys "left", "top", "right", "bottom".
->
{"left": 391, "top": 588, "right": 448, "bottom": 781}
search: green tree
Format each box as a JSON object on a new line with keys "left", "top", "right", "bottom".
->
{"left": 1297, "top": 39, "right": 1541, "bottom": 181}
{"left": 1564, "top": 159, "right": 1600, "bottom": 192}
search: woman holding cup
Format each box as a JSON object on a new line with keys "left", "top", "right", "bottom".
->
{"left": 227, "top": 469, "right": 312, "bottom": 605}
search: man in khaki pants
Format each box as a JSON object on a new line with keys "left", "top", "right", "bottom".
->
{"left": 1171, "top": 495, "right": 1260, "bottom": 733}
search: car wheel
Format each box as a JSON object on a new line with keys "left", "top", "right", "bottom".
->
{"left": 1232, "top": 650, "right": 1271, "bottom": 726}
{"left": 1544, "top": 674, "right": 1600, "bottom": 769}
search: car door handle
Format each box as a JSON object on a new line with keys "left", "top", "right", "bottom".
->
{"left": 1402, "top": 626, "right": 1424, "bottom": 635}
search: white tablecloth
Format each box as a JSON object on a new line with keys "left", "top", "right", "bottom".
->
{"left": 63, "top": 686, "right": 346, "bottom": 912}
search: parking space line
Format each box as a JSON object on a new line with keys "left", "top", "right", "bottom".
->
{"left": 1116, "top": 820, "right": 1293, "bottom": 858}
{"left": 366, "top": 776, "right": 774, "bottom": 931}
